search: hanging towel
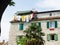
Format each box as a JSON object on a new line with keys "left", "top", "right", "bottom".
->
{"left": 32, "top": 13, "right": 35, "bottom": 18}
{"left": 16, "top": 16, "right": 21, "bottom": 21}
{"left": 29, "top": 14, "right": 32, "bottom": 20}
{"left": 24, "top": 16, "right": 25, "bottom": 21}
{"left": 21, "top": 16, "right": 25, "bottom": 21}
{"left": 29, "top": 13, "right": 35, "bottom": 20}
{"left": 14, "top": 15, "right": 16, "bottom": 21}
{"left": 25, "top": 15, "right": 29, "bottom": 22}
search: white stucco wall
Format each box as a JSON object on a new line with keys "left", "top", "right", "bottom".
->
{"left": 37, "top": 13, "right": 49, "bottom": 18}
{"left": 8, "top": 19, "right": 60, "bottom": 45}
{"left": 8, "top": 11, "right": 60, "bottom": 45}
{"left": 37, "top": 12, "right": 60, "bottom": 18}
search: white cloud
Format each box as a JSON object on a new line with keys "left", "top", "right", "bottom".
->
{"left": 36, "top": 0, "right": 60, "bottom": 11}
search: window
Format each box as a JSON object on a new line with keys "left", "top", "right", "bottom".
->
{"left": 31, "top": 22, "right": 41, "bottom": 27}
{"left": 38, "top": 22, "right": 41, "bottom": 27}
{"left": 47, "top": 34, "right": 58, "bottom": 41}
{"left": 51, "top": 34, "right": 55, "bottom": 40}
{"left": 49, "top": 22, "right": 55, "bottom": 28}
{"left": 19, "top": 23, "right": 23, "bottom": 30}
{"left": 47, "top": 21, "right": 58, "bottom": 29}
{"left": 50, "top": 13, "right": 52, "bottom": 16}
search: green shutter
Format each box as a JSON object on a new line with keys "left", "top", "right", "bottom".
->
{"left": 38, "top": 22, "right": 41, "bottom": 27}
{"left": 19, "top": 24, "right": 23, "bottom": 30}
{"left": 55, "top": 21, "right": 57, "bottom": 28}
{"left": 47, "top": 34, "right": 50, "bottom": 41}
{"left": 31, "top": 23, "right": 34, "bottom": 25}
{"left": 54, "top": 34, "right": 58, "bottom": 41}
{"left": 47, "top": 22, "right": 49, "bottom": 28}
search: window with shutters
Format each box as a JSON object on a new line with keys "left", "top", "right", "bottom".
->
{"left": 47, "top": 21, "right": 58, "bottom": 29}
{"left": 51, "top": 34, "right": 55, "bottom": 40}
{"left": 19, "top": 23, "right": 23, "bottom": 30}
{"left": 38, "top": 22, "right": 41, "bottom": 27}
{"left": 50, "top": 13, "right": 52, "bottom": 16}
{"left": 47, "top": 34, "right": 58, "bottom": 41}
{"left": 31, "top": 22, "right": 41, "bottom": 27}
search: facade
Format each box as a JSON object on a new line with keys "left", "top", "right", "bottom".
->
{"left": 8, "top": 10, "right": 60, "bottom": 45}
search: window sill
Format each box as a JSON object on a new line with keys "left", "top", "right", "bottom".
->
{"left": 49, "top": 40, "right": 57, "bottom": 42}
{"left": 49, "top": 28, "right": 54, "bottom": 30}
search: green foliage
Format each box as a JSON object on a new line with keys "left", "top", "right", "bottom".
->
{"left": 20, "top": 36, "right": 27, "bottom": 45}
{"left": 17, "top": 23, "right": 45, "bottom": 45}
{"left": 16, "top": 36, "right": 27, "bottom": 45}
{"left": 24, "top": 23, "right": 45, "bottom": 45}
{"left": 8, "top": 0, "right": 15, "bottom": 6}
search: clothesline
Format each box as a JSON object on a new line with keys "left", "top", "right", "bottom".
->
{"left": 13, "top": 13, "right": 35, "bottom": 22}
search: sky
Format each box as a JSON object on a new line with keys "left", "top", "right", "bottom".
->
{"left": 1, "top": 0, "right": 60, "bottom": 42}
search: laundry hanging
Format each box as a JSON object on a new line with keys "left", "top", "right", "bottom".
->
{"left": 21, "top": 16, "right": 25, "bottom": 21}
{"left": 29, "top": 13, "right": 35, "bottom": 20}
{"left": 25, "top": 15, "right": 29, "bottom": 22}
{"left": 14, "top": 15, "right": 16, "bottom": 21}
{"left": 16, "top": 16, "right": 21, "bottom": 21}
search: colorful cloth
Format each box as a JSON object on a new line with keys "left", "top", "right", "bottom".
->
{"left": 21, "top": 16, "right": 25, "bottom": 21}
{"left": 25, "top": 15, "right": 29, "bottom": 22}
{"left": 29, "top": 13, "right": 35, "bottom": 20}
{"left": 16, "top": 16, "right": 21, "bottom": 21}
{"left": 14, "top": 15, "right": 16, "bottom": 21}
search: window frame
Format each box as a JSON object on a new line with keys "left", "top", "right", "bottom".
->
{"left": 49, "top": 21, "right": 55, "bottom": 28}
{"left": 47, "top": 34, "right": 58, "bottom": 41}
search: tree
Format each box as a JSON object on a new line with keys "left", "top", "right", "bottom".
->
{"left": 9, "top": 0, "right": 15, "bottom": 6}
{"left": 0, "top": 0, "right": 15, "bottom": 33}
{"left": 24, "top": 23, "right": 45, "bottom": 45}
{"left": 0, "top": 0, "right": 15, "bottom": 20}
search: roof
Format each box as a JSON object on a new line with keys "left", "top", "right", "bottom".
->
{"left": 10, "top": 10, "right": 60, "bottom": 23}
{"left": 16, "top": 10, "right": 60, "bottom": 15}
{"left": 15, "top": 10, "right": 37, "bottom": 15}
{"left": 15, "top": 10, "right": 33, "bottom": 15}
{"left": 36, "top": 10, "right": 60, "bottom": 14}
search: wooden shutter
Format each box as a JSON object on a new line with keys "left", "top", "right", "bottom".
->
{"left": 47, "top": 22, "right": 49, "bottom": 28}
{"left": 19, "top": 24, "right": 23, "bottom": 30}
{"left": 55, "top": 21, "right": 57, "bottom": 28}
{"left": 38, "top": 22, "right": 41, "bottom": 27}
{"left": 31, "top": 23, "right": 34, "bottom": 25}
{"left": 47, "top": 34, "right": 50, "bottom": 41}
{"left": 54, "top": 34, "right": 58, "bottom": 41}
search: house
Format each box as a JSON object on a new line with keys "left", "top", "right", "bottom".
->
{"left": 8, "top": 10, "right": 60, "bottom": 45}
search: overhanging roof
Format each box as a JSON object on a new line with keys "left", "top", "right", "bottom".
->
{"left": 16, "top": 10, "right": 60, "bottom": 15}
{"left": 37, "top": 10, "right": 60, "bottom": 14}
